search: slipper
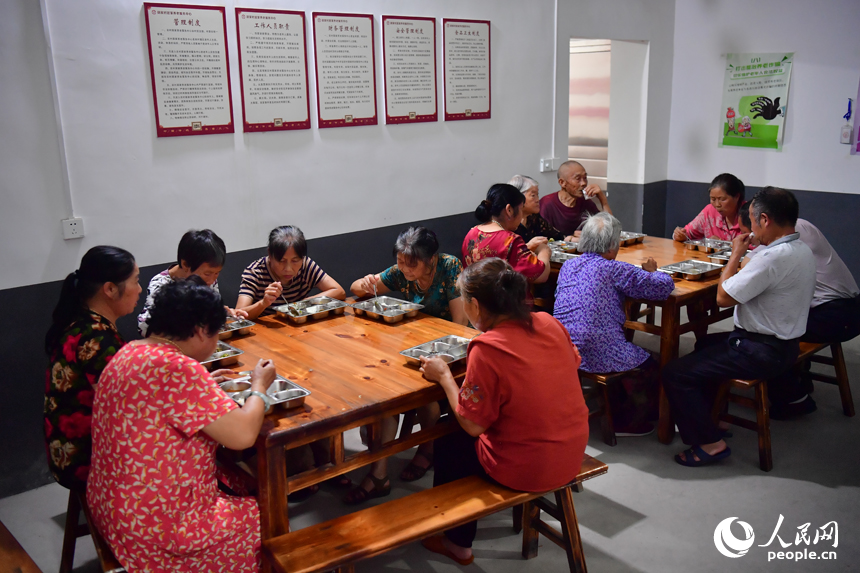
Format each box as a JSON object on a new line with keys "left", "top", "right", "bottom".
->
{"left": 421, "top": 534, "right": 474, "bottom": 566}
{"left": 342, "top": 474, "right": 390, "bottom": 506}
{"left": 674, "top": 445, "right": 731, "bottom": 467}
{"left": 325, "top": 476, "right": 353, "bottom": 489}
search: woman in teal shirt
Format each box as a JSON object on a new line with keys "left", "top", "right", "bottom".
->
{"left": 346, "top": 227, "right": 466, "bottom": 504}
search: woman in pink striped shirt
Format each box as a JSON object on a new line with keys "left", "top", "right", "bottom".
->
{"left": 673, "top": 173, "right": 745, "bottom": 242}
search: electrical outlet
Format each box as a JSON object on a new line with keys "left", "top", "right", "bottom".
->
{"left": 539, "top": 158, "right": 559, "bottom": 173}
{"left": 62, "top": 218, "right": 84, "bottom": 240}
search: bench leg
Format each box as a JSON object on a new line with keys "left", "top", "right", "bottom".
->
{"left": 755, "top": 383, "right": 773, "bottom": 472}
{"left": 512, "top": 504, "right": 523, "bottom": 533}
{"left": 832, "top": 344, "right": 855, "bottom": 417}
{"left": 521, "top": 501, "right": 541, "bottom": 560}
{"left": 60, "top": 490, "right": 81, "bottom": 573}
{"left": 556, "top": 488, "right": 588, "bottom": 573}
{"left": 599, "top": 385, "right": 617, "bottom": 447}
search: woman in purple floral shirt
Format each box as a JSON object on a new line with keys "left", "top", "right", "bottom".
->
{"left": 554, "top": 213, "right": 675, "bottom": 435}
{"left": 44, "top": 246, "right": 141, "bottom": 491}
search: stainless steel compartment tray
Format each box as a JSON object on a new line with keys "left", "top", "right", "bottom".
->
{"left": 684, "top": 238, "right": 732, "bottom": 253}
{"left": 401, "top": 335, "right": 472, "bottom": 366}
{"left": 227, "top": 373, "right": 311, "bottom": 410}
{"left": 708, "top": 249, "right": 744, "bottom": 265}
{"left": 658, "top": 260, "right": 724, "bottom": 280}
{"left": 551, "top": 251, "right": 579, "bottom": 264}
{"left": 273, "top": 297, "right": 348, "bottom": 323}
{"left": 200, "top": 341, "right": 244, "bottom": 367}
{"left": 619, "top": 232, "right": 646, "bottom": 246}
{"left": 218, "top": 318, "right": 255, "bottom": 339}
{"left": 548, "top": 241, "right": 578, "bottom": 252}
{"left": 351, "top": 296, "right": 424, "bottom": 323}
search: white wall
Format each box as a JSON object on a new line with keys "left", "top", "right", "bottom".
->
{"left": 667, "top": 0, "right": 860, "bottom": 192}
{"left": 555, "top": 0, "right": 676, "bottom": 185}
{"left": 1, "top": 0, "right": 561, "bottom": 291}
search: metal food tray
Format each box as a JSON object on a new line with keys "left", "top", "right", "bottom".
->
{"left": 401, "top": 335, "right": 471, "bottom": 367}
{"left": 225, "top": 373, "right": 310, "bottom": 410}
{"left": 201, "top": 341, "right": 244, "bottom": 368}
{"left": 684, "top": 238, "right": 732, "bottom": 253}
{"left": 551, "top": 251, "right": 579, "bottom": 264}
{"left": 351, "top": 296, "right": 423, "bottom": 323}
{"left": 548, "top": 240, "right": 578, "bottom": 252}
{"left": 273, "top": 296, "right": 349, "bottom": 323}
{"left": 658, "top": 260, "right": 724, "bottom": 281}
{"left": 708, "top": 249, "right": 744, "bottom": 265}
{"left": 619, "top": 232, "right": 647, "bottom": 247}
{"left": 218, "top": 317, "right": 255, "bottom": 339}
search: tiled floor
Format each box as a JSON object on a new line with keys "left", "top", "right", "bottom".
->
{"left": 3, "top": 315, "right": 858, "bottom": 573}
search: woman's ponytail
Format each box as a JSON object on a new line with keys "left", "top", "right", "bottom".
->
{"left": 474, "top": 184, "right": 525, "bottom": 223}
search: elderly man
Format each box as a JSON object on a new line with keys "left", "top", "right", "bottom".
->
{"left": 739, "top": 208, "right": 860, "bottom": 418}
{"left": 554, "top": 212, "right": 675, "bottom": 435}
{"left": 540, "top": 161, "right": 612, "bottom": 236}
{"left": 664, "top": 187, "right": 816, "bottom": 467}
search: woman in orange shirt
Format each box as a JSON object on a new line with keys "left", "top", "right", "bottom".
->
{"left": 418, "top": 258, "right": 590, "bottom": 565}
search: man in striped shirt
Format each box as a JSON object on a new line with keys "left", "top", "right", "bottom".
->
{"left": 236, "top": 225, "right": 345, "bottom": 319}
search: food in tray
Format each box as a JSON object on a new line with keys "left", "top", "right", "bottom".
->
{"left": 218, "top": 317, "right": 255, "bottom": 339}
{"left": 658, "top": 260, "right": 724, "bottom": 280}
{"left": 401, "top": 335, "right": 472, "bottom": 366}
{"left": 201, "top": 341, "right": 243, "bottom": 366}
{"left": 274, "top": 297, "right": 348, "bottom": 323}
{"left": 351, "top": 296, "right": 424, "bottom": 323}
{"left": 684, "top": 238, "right": 732, "bottom": 253}
{"left": 223, "top": 372, "right": 311, "bottom": 410}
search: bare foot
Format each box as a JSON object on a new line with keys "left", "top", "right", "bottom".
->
{"left": 442, "top": 536, "right": 473, "bottom": 561}
{"left": 677, "top": 439, "right": 727, "bottom": 463}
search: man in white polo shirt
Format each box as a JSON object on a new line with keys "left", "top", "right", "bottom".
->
{"left": 663, "top": 187, "right": 816, "bottom": 467}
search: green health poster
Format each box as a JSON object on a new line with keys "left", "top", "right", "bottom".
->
{"left": 720, "top": 52, "right": 793, "bottom": 151}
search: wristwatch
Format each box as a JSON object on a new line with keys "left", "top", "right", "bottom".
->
{"left": 247, "top": 390, "right": 272, "bottom": 413}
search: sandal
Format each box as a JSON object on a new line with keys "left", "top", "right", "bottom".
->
{"left": 400, "top": 454, "right": 434, "bottom": 482}
{"left": 325, "top": 476, "right": 353, "bottom": 489}
{"left": 287, "top": 484, "right": 319, "bottom": 502}
{"left": 421, "top": 534, "right": 474, "bottom": 566}
{"left": 674, "top": 445, "right": 731, "bottom": 467}
{"left": 342, "top": 474, "right": 390, "bottom": 505}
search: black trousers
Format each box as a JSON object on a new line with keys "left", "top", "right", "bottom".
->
{"left": 433, "top": 429, "right": 490, "bottom": 548}
{"left": 802, "top": 296, "right": 860, "bottom": 343}
{"left": 662, "top": 330, "right": 799, "bottom": 446}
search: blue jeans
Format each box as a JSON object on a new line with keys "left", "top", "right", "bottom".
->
{"left": 662, "top": 330, "right": 799, "bottom": 446}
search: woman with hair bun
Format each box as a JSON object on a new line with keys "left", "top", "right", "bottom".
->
{"left": 88, "top": 279, "right": 277, "bottom": 571}
{"left": 418, "top": 258, "right": 589, "bottom": 565}
{"left": 44, "top": 246, "right": 141, "bottom": 492}
{"left": 462, "top": 184, "right": 551, "bottom": 303}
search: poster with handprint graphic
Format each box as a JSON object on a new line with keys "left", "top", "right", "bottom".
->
{"left": 720, "top": 52, "right": 793, "bottom": 151}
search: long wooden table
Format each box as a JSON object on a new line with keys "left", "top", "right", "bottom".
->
{"left": 548, "top": 236, "right": 735, "bottom": 443}
{"left": 222, "top": 310, "right": 477, "bottom": 568}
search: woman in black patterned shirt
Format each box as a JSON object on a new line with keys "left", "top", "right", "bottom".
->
{"left": 509, "top": 174, "right": 576, "bottom": 244}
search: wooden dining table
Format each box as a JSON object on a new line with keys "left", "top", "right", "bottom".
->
{"left": 219, "top": 308, "right": 478, "bottom": 567}
{"left": 547, "top": 236, "right": 736, "bottom": 443}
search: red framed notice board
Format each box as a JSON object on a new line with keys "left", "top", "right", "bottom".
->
{"left": 144, "top": 3, "right": 234, "bottom": 137}
{"left": 312, "top": 12, "right": 378, "bottom": 128}
{"left": 382, "top": 16, "right": 437, "bottom": 124}
{"left": 235, "top": 8, "right": 311, "bottom": 132}
{"left": 443, "top": 19, "right": 491, "bottom": 121}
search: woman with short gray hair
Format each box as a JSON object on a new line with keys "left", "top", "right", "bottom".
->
{"left": 509, "top": 174, "right": 574, "bottom": 245}
{"left": 554, "top": 213, "right": 675, "bottom": 435}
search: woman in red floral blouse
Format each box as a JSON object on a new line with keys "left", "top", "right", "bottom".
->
{"left": 44, "top": 246, "right": 142, "bottom": 491}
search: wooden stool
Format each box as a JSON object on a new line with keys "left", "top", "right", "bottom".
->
{"left": 59, "top": 490, "right": 124, "bottom": 573}
{"left": 578, "top": 371, "right": 620, "bottom": 447}
{"left": 806, "top": 342, "right": 854, "bottom": 417}
{"left": 714, "top": 341, "right": 854, "bottom": 472}
{"left": 1, "top": 519, "right": 43, "bottom": 573}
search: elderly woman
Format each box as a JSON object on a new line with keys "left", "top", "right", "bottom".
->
{"left": 88, "top": 279, "right": 277, "bottom": 571}
{"left": 45, "top": 246, "right": 141, "bottom": 492}
{"left": 509, "top": 174, "right": 574, "bottom": 244}
{"left": 463, "top": 184, "right": 551, "bottom": 303}
{"left": 237, "top": 225, "right": 345, "bottom": 319}
{"left": 554, "top": 213, "right": 675, "bottom": 435}
{"left": 418, "top": 258, "right": 589, "bottom": 565}
{"left": 345, "top": 227, "right": 464, "bottom": 504}
{"left": 673, "top": 173, "right": 745, "bottom": 242}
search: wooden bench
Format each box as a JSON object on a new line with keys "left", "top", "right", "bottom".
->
{"left": 715, "top": 341, "right": 853, "bottom": 472}
{"left": 59, "top": 490, "right": 125, "bottom": 573}
{"left": 0, "top": 519, "right": 43, "bottom": 573}
{"left": 263, "top": 454, "right": 608, "bottom": 573}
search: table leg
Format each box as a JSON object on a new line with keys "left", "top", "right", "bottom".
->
{"left": 258, "top": 442, "right": 289, "bottom": 573}
{"left": 658, "top": 298, "right": 681, "bottom": 444}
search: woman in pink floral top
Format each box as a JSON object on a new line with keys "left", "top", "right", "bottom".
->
{"left": 462, "top": 184, "right": 551, "bottom": 303}
{"left": 44, "top": 246, "right": 141, "bottom": 491}
{"left": 673, "top": 173, "right": 745, "bottom": 242}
